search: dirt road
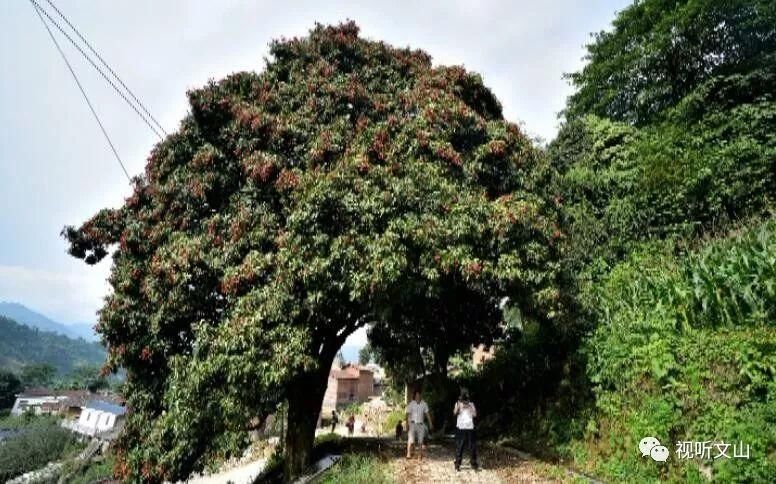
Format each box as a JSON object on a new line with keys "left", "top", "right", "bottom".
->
{"left": 386, "top": 440, "right": 571, "bottom": 483}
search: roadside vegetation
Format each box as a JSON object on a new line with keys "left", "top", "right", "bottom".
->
{"left": 434, "top": 1, "right": 775, "bottom": 482}
{"left": 58, "top": 452, "right": 117, "bottom": 484}
{"left": 573, "top": 222, "right": 776, "bottom": 481}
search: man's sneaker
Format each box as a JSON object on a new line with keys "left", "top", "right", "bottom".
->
{"left": 455, "top": 466, "right": 460, "bottom": 472}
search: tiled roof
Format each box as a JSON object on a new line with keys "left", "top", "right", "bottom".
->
{"left": 330, "top": 365, "right": 373, "bottom": 380}
{"left": 84, "top": 400, "right": 127, "bottom": 415}
{"left": 17, "top": 388, "right": 56, "bottom": 397}
{"left": 59, "top": 390, "right": 93, "bottom": 399}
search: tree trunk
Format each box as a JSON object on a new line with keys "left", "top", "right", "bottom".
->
{"left": 283, "top": 363, "right": 332, "bottom": 481}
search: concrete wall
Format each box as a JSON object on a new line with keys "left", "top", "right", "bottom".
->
{"left": 357, "top": 370, "right": 374, "bottom": 401}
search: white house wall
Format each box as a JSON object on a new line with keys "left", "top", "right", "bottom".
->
{"left": 10, "top": 396, "right": 65, "bottom": 416}
{"left": 76, "top": 409, "right": 118, "bottom": 434}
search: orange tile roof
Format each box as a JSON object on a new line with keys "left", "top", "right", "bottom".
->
{"left": 330, "top": 365, "right": 372, "bottom": 380}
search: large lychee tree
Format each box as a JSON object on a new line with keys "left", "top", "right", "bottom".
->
{"left": 64, "top": 22, "right": 562, "bottom": 481}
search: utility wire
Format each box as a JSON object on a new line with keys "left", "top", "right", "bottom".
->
{"left": 30, "top": 0, "right": 132, "bottom": 181}
{"left": 43, "top": 0, "right": 168, "bottom": 137}
{"left": 30, "top": 0, "right": 164, "bottom": 140}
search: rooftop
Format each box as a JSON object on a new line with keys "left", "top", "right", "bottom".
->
{"left": 330, "top": 364, "right": 373, "bottom": 380}
{"left": 84, "top": 400, "right": 127, "bottom": 415}
{"left": 16, "top": 388, "right": 58, "bottom": 397}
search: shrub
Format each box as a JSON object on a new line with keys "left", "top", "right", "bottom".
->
{"left": 383, "top": 410, "right": 405, "bottom": 436}
{"left": 343, "top": 403, "right": 363, "bottom": 418}
{"left": 578, "top": 221, "right": 776, "bottom": 481}
{"left": 0, "top": 420, "right": 82, "bottom": 481}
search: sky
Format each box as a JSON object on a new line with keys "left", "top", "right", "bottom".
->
{"left": 0, "top": 0, "right": 631, "bottom": 343}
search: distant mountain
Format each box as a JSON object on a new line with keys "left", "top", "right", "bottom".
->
{"left": 0, "top": 302, "right": 97, "bottom": 341}
{"left": 0, "top": 315, "right": 106, "bottom": 375}
{"left": 66, "top": 322, "right": 99, "bottom": 341}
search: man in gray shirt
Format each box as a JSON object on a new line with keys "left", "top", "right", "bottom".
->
{"left": 406, "top": 389, "right": 434, "bottom": 460}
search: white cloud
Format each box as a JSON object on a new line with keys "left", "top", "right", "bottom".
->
{"left": 344, "top": 326, "right": 369, "bottom": 347}
{"left": 0, "top": 263, "right": 111, "bottom": 323}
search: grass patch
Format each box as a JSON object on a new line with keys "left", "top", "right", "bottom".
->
{"left": 319, "top": 454, "right": 394, "bottom": 484}
{"left": 252, "top": 435, "right": 397, "bottom": 483}
{"left": 0, "top": 413, "right": 55, "bottom": 430}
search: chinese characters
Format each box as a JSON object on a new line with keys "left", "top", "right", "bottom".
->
{"left": 675, "top": 441, "right": 749, "bottom": 460}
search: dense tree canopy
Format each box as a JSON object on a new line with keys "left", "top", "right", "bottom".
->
{"left": 565, "top": 0, "right": 776, "bottom": 125}
{"left": 0, "top": 370, "right": 22, "bottom": 409}
{"left": 62, "top": 365, "right": 110, "bottom": 392}
{"left": 19, "top": 363, "right": 56, "bottom": 389}
{"left": 65, "top": 22, "right": 562, "bottom": 481}
{"left": 553, "top": 2, "right": 776, "bottom": 282}
{"left": 369, "top": 275, "right": 505, "bottom": 377}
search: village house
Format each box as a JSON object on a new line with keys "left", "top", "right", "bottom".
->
{"left": 363, "top": 362, "right": 386, "bottom": 386}
{"left": 10, "top": 388, "right": 68, "bottom": 416}
{"left": 10, "top": 389, "right": 120, "bottom": 418}
{"left": 11, "top": 389, "right": 126, "bottom": 440}
{"left": 321, "top": 363, "right": 376, "bottom": 412}
{"left": 62, "top": 399, "right": 126, "bottom": 438}
{"left": 40, "top": 390, "right": 94, "bottom": 419}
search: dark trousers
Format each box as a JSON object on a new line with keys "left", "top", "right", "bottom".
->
{"left": 455, "top": 428, "right": 478, "bottom": 468}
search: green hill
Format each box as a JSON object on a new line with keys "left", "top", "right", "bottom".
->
{"left": 0, "top": 302, "right": 97, "bottom": 341}
{"left": 0, "top": 315, "right": 106, "bottom": 376}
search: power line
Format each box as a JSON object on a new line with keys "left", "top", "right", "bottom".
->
{"left": 42, "top": 0, "right": 168, "bottom": 137}
{"left": 30, "top": 0, "right": 164, "bottom": 140}
{"left": 31, "top": 0, "right": 163, "bottom": 140}
{"left": 29, "top": 0, "right": 132, "bottom": 181}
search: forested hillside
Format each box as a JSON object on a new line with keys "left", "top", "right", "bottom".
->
{"left": 0, "top": 316, "right": 105, "bottom": 376}
{"left": 0, "top": 302, "right": 97, "bottom": 341}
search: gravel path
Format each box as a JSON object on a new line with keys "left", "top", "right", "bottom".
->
{"left": 387, "top": 440, "right": 568, "bottom": 483}
{"left": 176, "top": 436, "right": 574, "bottom": 483}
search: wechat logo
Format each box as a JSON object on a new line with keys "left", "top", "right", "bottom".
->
{"left": 639, "top": 436, "right": 669, "bottom": 462}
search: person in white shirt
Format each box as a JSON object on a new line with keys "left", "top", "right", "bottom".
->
{"left": 405, "top": 389, "right": 434, "bottom": 459}
{"left": 453, "top": 388, "right": 478, "bottom": 471}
